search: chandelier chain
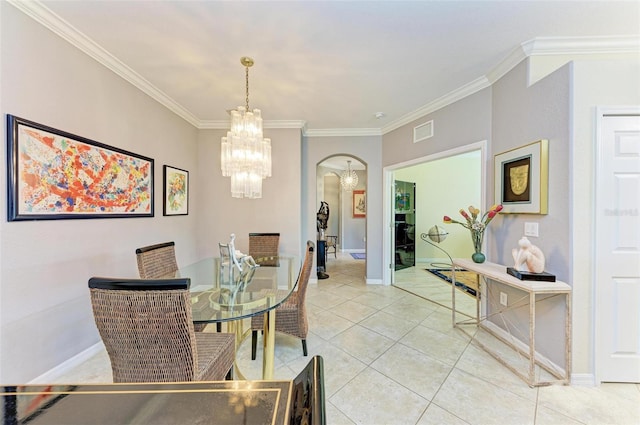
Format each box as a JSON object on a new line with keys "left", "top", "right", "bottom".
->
{"left": 245, "top": 65, "right": 250, "bottom": 111}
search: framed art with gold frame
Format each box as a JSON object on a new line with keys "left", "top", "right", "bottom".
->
{"left": 494, "top": 139, "right": 548, "bottom": 214}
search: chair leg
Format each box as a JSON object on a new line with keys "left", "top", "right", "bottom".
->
{"left": 251, "top": 330, "right": 258, "bottom": 360}
{"left": 302, "top": 339, "right": 308, "bottom": 356}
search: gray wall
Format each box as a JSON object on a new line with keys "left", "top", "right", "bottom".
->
{"left": 490, "top": 59, "right": 572, "bottom": 368}
{"left": 382, "top": 89, "right": 492, "bottom": 167}
{"left": 304, "top": 136, "right": 382, "bottom": 283}
{"left": 195, "top": 128, "right": 303, "bottom": 258}
{"left": 0, "top": 3, "right": 200, "bottom": 382}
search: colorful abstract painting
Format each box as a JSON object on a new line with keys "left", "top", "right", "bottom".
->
{"left": 163, "top": 165, "right": 189, "bottom": 216}
{"left": 7, "top": 115, "right": 154, "bottom": 220}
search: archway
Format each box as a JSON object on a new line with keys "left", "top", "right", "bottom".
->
{"left": 316, "top": 155, "right": 367, "bottom": 277}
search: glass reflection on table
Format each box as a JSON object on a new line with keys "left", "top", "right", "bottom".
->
{"left": 172, "top": 255, "right": 299, "bottom": 379}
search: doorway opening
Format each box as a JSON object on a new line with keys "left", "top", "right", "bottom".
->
{"left": 317, "top": 155, "right": 367, "bottom": 279}
{"left": 383, "top": 141, "right": 486, "bottom": 312}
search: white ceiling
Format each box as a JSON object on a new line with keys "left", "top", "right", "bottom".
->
{"left": 12, "top": 1, "right": 640, "bottom": 135}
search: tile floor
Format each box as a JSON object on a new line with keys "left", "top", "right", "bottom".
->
{"left": 42, "top": 252, "right": 639, "bottom": 425}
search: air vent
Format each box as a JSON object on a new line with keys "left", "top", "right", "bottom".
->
{"left": 414, "top": 120, "right": 433, "bottom": 143}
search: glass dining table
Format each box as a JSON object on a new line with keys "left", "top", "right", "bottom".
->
{"left": 167, "top": 255, "right": 299, "bottom": 380}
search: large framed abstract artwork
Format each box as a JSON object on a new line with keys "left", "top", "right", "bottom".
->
{"left": 6, "top": 115, "right": 154, "bottom": 221}
{"left": 494, "top": 139, "right": 548, "bottom": 214}
{"left": 163, "top": 165, "right": 189, "bottom": 216}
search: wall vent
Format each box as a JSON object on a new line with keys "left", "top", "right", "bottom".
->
{"left": 414, "top": 120, "right": 433, "bottom": 143}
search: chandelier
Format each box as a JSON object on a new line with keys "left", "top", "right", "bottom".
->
{"left": 340, "top": 160, "right": 359, "bottom": 191}
{"left": 221, "top": 57, "right": 272, "bottom": 199}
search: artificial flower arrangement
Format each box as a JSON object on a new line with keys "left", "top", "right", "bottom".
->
{"left": 443, "top": 204, "right": 503, "bottom": 263}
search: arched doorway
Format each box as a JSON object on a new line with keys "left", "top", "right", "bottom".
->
{"left": 316, "top": 155, "right": 366, "bottom": 277}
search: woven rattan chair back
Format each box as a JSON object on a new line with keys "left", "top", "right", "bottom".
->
{"left": 88, "top": 277, "right": 235, "bottom": 383}
{"left": 249, "top": 233, "right": 280, "bottom": 266}
{"left": 135, "top": 242, "right": 179, "bottom": 278}
{"left": 88, "top": 277, "right": 198, "bottom": 382}
{"left": 251, "top": 241, "right": 315, "bottom": 359}
{"left": 294, "top": 240, "right": 315, "bottom": 318}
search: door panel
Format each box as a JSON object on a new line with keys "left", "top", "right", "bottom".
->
{"left": 597, "top": 114, "right": 640, "bottom": 382}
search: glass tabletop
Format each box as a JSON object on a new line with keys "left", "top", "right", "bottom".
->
{"left": 171, "top": 255, "right": 299, "bottom": 324}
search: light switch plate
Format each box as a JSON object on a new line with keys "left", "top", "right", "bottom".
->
{"left": 524, "top": 222, "right": 539, "bottom": 237}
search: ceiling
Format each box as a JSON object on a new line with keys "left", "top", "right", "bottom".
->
{"left": 13, "top": 1, "right": 640, "bottom": 135}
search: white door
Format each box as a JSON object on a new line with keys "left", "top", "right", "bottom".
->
{"left": 596, "top": 112, "right": 640, "bottom": 383}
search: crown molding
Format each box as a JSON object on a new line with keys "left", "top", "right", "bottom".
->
{"left": 523, "top": 35, "right": 640, "bottom": 56}
{"left": 381, "top": 35, "right": 639, "bottom": 135}
{"left": 8, "top": 0, "right": 201, "bottom": 127}
{"left": 304, "top": 128, "right": 382, "bottom": 138}
{"left": 198, "top": 120, "right": 306, "bottom": 130}
{"left": 12, "top": 2, "right": 640, "bottom": 137}
{"left": 381, "top": 76, "right": 491, "bottom": 135}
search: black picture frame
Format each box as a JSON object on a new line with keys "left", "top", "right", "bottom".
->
{"left": 6, "top": 115, "right": 154, "bottom": 221}
{"left": 163, "top": 165, "right": 189, "bottom": 216}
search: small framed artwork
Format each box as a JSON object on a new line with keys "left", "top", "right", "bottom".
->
{"left": 6, "top": 115, "right": 153, "bottom": 221}
{"left": 494, "top": 139, "right": 548, "bottom": 214}
{"left": 353, "top": 190, "right": 366, "bottom": 218}
{"left": 163, "top": 165, "right": 189, "bottom": 216}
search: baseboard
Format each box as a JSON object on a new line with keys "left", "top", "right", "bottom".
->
{"left": 28, "top": 341, "right": 105, "bottom": 384}
{"left": 366, "top": 278, "right": 383, "bottom": 285}
{"left": 571, "top": 373, "right": 596, "bottom": 386}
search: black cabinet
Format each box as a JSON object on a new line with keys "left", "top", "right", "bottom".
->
{"left": 394, "top": 180, "right": 415, "bottom": 270}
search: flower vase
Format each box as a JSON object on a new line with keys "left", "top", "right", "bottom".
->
{"left": 471, "top": 231, "right": 486, "bottom": 263}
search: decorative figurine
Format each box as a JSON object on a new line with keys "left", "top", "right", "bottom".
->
{"left": 512, "top": 236, "right": 545, "bottom": 274}
{"left": 316, "top": 201, "right": 330, "bottom": 241}
{"left": 316, "top": 201, "right": 330, "bottom": 279}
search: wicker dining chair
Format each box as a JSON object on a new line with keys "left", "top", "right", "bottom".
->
{"left": 249, "top": 233, "right": 280, "bottom": 266}
{"left": 325, "top": 235, "right": 338, "bottom": 261}
{"left": 251, "top": 240, "right": 314, "bottom": 360}
{"left": 135, "top": 241, "right": 215, "bottom": 331}
{"left": 135, "top": 241, "right": 178, "bottom": 278}
{"left": 88, "top": 276, "right": 235, "bottom": 383}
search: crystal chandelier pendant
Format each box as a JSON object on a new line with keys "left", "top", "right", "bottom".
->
{"left": 340, "top": 160, "right": 358, "bottom": 191}
{"left": 220, "top": 57, "right": 272, "bottom": 199}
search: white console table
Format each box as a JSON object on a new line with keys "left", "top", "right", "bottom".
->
{"left": 452, "top": 258, "right": 572, "bottom": 387}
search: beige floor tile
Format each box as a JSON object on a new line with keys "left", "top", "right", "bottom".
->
{"left": 400, "top": 325, "right": 469, "bottom": 366}
{"left": 330, "top": 283, "right": 368, "bottom": 300}
{"left": 41, "top": 252, "right": 639, "bottom": 425}
{"left": 326, "top": 400, "right": 357, "bottom": 425}
{"left": 455, "top": 344, "right": 538, "bottom": 402}
{"left": 292, "top": 343, "right": 367, "bottom": 398}
{"left": 359, "top": 309, "right": 421, "bottom": 341}
{"left": 331, "top": 367, "right": 428, "bottom": 425}
{"left": 537, "top": 383, "right": 640, "bottom": 425}
{"left": 307, "top": 290, "right": 351, "bottom": 310}
{"left": 350, "top": 291, "right": 398, "bottom": 310}
{"left": 330, "top": 324, "right": 395, "bottom": 365}
{"left": 534, "top": 405, "right": 585, "bottom": 425}
{"left": 432, "top": 368, "right": 536, "bottom": 425}
{"left": 371, "top": 343, "right": 451, "bottom": 401}
{"left": 328, "top": 299, "right": 378, "bottom": 323}
{"left": 307, "top": 309, "right": 356, "bottom": 340}
{"left": 382, "top": 297, "right": 439, "bottom": 323}
{"left": 417, "top": 403, "right": 471, "bottom": 425}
